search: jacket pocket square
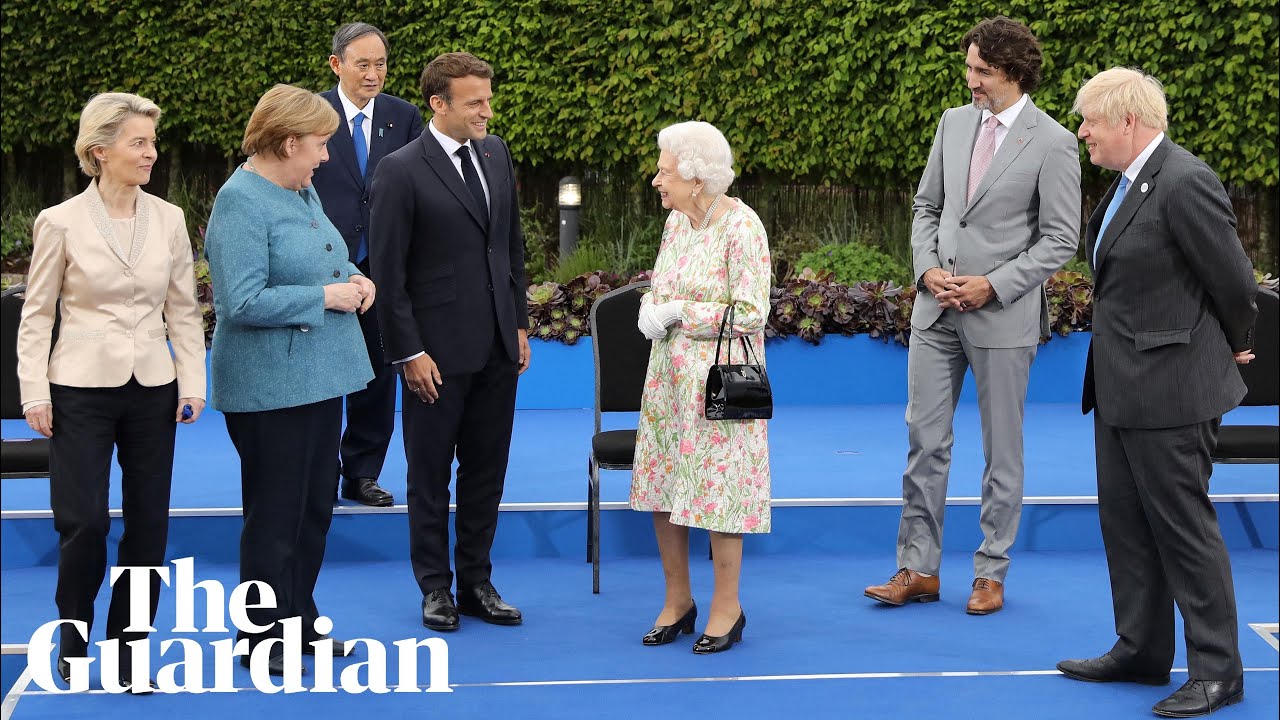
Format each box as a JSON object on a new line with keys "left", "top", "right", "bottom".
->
{"left": 1134, "top": 327, "right": 1191, "bottom": 351}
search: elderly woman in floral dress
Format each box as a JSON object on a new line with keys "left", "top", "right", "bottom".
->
{"left": 632, "top": 121, "right": 771, "bottom": 654}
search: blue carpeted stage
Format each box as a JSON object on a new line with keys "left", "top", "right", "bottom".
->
{"left": 2, "top": 336, "right": 1277, "bottom": 718}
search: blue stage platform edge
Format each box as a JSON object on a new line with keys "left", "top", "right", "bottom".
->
{"left": 518, "top": 332, "right": 1091, "bottom": 409}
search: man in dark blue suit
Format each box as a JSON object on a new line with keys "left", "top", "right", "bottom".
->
{"left": 371, "top": 52, "right": 530, "bottom": 631}
{"left": 311, "top": 22, "right": 424, "bottom": 507}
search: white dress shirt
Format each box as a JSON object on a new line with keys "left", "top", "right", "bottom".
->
{"left": 980, "top": 93, "right": 1029, "bottom": 152}
{"left": 1123, "top": 132, "right": 1166, "bottom": 184}
{"left": 336, "top": 86, "right": 375, "bottom": 150}
{"left": 428, "top": 119, "right": 491, "bottom": 209}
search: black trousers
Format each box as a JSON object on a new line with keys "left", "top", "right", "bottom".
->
{"left": 339, "top": 262, "right": 397, "bottom": 482}
{"left": 48, "top": 378, "right": 177, "bottom": 660}
{"left": 1094, "top": 415, "right": 1243, "bottom": 679}
{"left": 225, "top": 398, "right": 341, "bottom": 645}
{"left": 402, "top": 333, "right": 517, "bottom": 594}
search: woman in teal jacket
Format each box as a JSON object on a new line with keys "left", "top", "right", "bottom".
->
{"left": 205, "top": 84, "right": 374, "bottom": 674}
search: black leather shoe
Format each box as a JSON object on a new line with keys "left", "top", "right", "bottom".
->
{"left": 1153, "top": 677, "right": 1244, "bottom": 717}
{"left": 342, "top": 478, "right": 394, "bottom": 507}
{"left": 457, "top": 581, "right": 523, "bottom": 626}
{"left": 57, "top": 658, "right": 72, "bottom": 684}
{"left": 240, "top": 649, "right": 306, "bottom": 677}
{"left": 692, "top": 611, "right": 746, "bottom": 654}
{"left": 422, "top": 589, "right": 461, "bottom": 631}
{"left": 303, "top": 635, "right": 353, "bottom": 657}
{"left": 118, "top": 675, "right": 157, "bottom": 694}
{"left": 642, "top": 604, "right": 697, "bottom": 646}
{"left": 1056, "top": 654, "right": 1170, "bottom": 685}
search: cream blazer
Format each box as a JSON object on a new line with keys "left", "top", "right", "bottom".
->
{"left": 17, "top": 182, "right": 206, "bottom": 408}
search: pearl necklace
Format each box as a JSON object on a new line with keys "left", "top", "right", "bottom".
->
{"left": 696, "top": 194, "right": 722, "bottom": 233}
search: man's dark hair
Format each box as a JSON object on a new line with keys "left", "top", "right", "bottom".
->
{"left": 961, "top": 16, "right": 1042, "bottom": 93}
{"left": 420, "top": 52, "right": 494, "bottom": 106}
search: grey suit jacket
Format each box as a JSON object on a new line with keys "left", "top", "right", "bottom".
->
{"left": 1083, "top": 137, "right": 1257, "bottom": 429}
{"left": 910, "top": 98, "right": 1081, "bottom": 347}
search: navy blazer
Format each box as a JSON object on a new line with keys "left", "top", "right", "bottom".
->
{"left": 1082, "top": 137, "right": 1257, "bottom": 429}
{"left": 369, "top": 129, "right": 528, "bottom": 376}
{"left": 311, "top": 88, "right": 424, "bottom": 262}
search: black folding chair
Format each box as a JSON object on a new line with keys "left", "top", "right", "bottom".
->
{"left": 586, "top": 281, "right": 651, "bottom": 593}
{"left": 1212, "top": 287, "right": 1279, "bottom": 464}
{"left": 2, "top": 285, "right": 52, "bottom": 478}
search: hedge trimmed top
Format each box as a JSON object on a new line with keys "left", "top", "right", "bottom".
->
{"left": 2, "top": 1, "right": 1275, "bottom": 187}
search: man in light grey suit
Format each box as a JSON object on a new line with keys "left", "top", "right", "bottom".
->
{"left": 865, "top": 16, "right": 1080, "bottom": 615}
{"left": 1056, "top": 67, "right": 1256, "bottom": 719}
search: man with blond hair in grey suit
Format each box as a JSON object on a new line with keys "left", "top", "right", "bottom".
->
{"left": 864, "top": 16, "right": 1080, "bottom": 615}
{"left": 1056, "top": 67, "right": 1256, "bottom": 719}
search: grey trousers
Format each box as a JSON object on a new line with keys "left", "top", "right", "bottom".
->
{"left": 896, "top": 310, "right": 1036, "bottom": 582}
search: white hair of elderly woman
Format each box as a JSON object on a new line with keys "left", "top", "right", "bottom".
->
{"left": 657, "top": 121, "right": 736, "bottom": 196}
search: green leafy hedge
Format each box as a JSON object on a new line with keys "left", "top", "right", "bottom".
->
{"left": 2, "top": 1, "right": 1275, "bottom": 187}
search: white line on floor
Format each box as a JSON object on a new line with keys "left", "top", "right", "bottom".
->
{"left": 14, "top": 666, "right": 1279, "bottom": 696}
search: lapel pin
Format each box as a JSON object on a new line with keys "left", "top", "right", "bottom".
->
{"left": 1140, "top": 182, "right": 1149, "bottom": 193}
{"left": 1017, "top": 137, "right": 1024, "bottom": 144}
{"left": 484, "top": 152, "right": 491, "bottom": 158}
{"left": 388, "top": 123, "right": 394, "bottom": 128}
{"left": 378, "top": 128, "right": 385, "bottom": 137}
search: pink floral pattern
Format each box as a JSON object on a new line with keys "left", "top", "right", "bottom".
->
{"left": 630, "top": 199, "right": 773, "bottom": 533}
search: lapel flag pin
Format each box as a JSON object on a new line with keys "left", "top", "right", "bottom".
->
{"left": 378, "top": 128, "right": 385, "bottom": 137}
{"left": 1140, "top": 182, "right": 1149, "bottom": 193}
{"left": 1017, "top": 137, "right": 1023, "bottom": 144}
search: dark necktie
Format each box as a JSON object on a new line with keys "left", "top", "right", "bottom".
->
{"left": 455, "top": 146, "right": 489, "bottom": 223}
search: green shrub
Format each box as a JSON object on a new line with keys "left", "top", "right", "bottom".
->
{"left": 0, "top": 182, "right": 41, "bottom": 271}
{"left": 796, "top": 242, "right": 910, "bottom": 287}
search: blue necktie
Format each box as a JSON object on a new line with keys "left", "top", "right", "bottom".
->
{"left": 353, "top": 112, "right": 369, "bottom": 263}
{"left": 1093, "top": 175, "right": 1129, "bottom": 265}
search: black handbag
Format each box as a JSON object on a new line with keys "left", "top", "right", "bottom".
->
{"left": 704, "top": 305, "right": 773, "bottom": 420}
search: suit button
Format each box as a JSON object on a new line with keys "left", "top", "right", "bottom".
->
{"left": 362, "top": 199, "right": 368, "bottom": 204}
{"left": 126, "top": 330, "right": 134, "bottom": 338}
{"left": 487, "top": 246, "right": 492, "bottom": 253}
{"left": 125, "top": 298, "right": 134, "bottom": 307}
{"left": 959, "top": 221, "right": 967, "bottom": 228}
{"left": 300, "top": 325, "right": 311, "bottom": 333}
{"left": 488, "top": 284, "right": 494, "bottom": 291}
{"left": 311, "top": 220, "right": 320, "bottom": 229}
{"left": 333, "top": 270, "right": 341, "bottom": 278}
{"left": 326, "top": 244, "right": 333, "bottom": 251}
{"left": 123, "top": 269, "right": 133, "bottom": 278}
{"left": 355, "top": 225, "right": 363, "bottom": 232}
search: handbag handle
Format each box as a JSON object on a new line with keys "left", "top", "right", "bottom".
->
{"left": 713, "top": 305, "right": 760, "bottom": 366}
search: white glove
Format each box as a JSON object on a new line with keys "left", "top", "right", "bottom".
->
{"left": 637, "top": 304, "right": 668, "bottom": 340}
{"left": 654, "top": 300, "right": 684, "bottom": 328}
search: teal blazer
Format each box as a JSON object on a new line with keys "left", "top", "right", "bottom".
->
{"left": 205, "top": 168, "right": 373, "bottom": 412}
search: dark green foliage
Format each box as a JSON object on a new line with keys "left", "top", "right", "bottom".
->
{"left": 795, "top": 242, "right": 911, "bottom": 287}
{"left": 2, "top": 1, "right": 1274, "bottom": 188}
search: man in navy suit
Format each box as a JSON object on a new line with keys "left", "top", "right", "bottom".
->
{"left": 311, "top": 22, "right": 424, "bottom": 507}
{"left": 1057, "top": 67, "right": 1257, "bottom": 718}
{"left": 370, "top": 52, "right": 530, "bottom": 631}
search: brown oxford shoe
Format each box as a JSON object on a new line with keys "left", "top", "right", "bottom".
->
{"left": 966, "top": 578, "right": 1004, "bottom": 615}
{"left": 864, "top": 568, "right": 940, "bottom": 606}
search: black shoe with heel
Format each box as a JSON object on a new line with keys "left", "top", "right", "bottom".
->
{"left": 692, "top": 611, "right": 746, "bottom": 654}
{"left": 641, "top": 603, "right": 697, "bottom": 646}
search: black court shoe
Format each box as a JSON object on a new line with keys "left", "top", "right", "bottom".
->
{"left": 641, "top": 603, "right": 697, "bottom": 646}
{"left": 692, "top": 611, "right": 746, "bottom": 654}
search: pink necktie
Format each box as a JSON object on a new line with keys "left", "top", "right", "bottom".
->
{"left": 966, "top": 115, "right": 1001, "bottom": 203}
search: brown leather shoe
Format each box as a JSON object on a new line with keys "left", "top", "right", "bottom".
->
{"left": 966, "top": 578, "right": 1004, "bottom": 615}
{"left": 864, "top": 568, "right": 940, "bottom": 606}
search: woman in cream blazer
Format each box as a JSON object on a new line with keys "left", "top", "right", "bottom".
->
{"left": 16, "top": 92, "right": 205, "bottom": 691}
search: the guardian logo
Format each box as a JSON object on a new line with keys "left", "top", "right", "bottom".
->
{"left": 26, "top": 558, "right": 450, "bottom": 694}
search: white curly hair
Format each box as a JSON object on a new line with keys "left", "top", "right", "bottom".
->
{"left": 656, "top": 121, "right": 735, "bottom": 196}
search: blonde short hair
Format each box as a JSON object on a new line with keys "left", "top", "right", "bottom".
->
{"left": 657, "top": 121, "right": 736, "bottom": 196}
{"left": 241, "top": 84, "right": 340, "bottom": 159}
{"left": 1072, "top": 67, "right": 1169, "bottom": 131}
{"left": 75, "top": 93, "right": 162, "bottom": 178}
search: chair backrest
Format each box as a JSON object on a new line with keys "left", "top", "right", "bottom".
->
{"left": 1, "top": 286, "right": 27, "bottom": 420}
{"left": 589, "top": 282, "right": 652, "bottom": 420}
{"left": 1239, "top": 287, "right": 1278, "bottom": 407}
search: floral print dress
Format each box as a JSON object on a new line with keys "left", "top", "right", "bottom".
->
{"left": 630, "top": 199, "right": 772, "bottom": 533}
